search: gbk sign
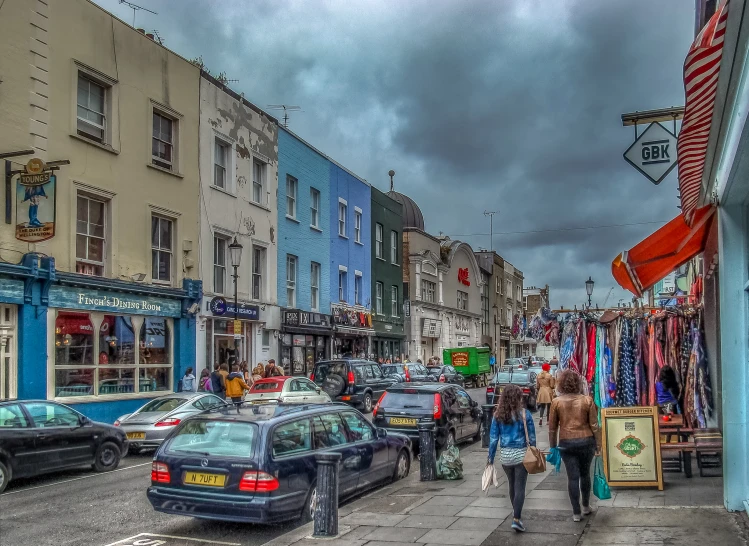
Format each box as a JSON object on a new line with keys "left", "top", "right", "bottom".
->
{"left": 623, "top": 122, "right": 678, "bottom": 185}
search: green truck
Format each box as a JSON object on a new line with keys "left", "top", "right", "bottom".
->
{"left": 442, "top": 346, "right": 492, "bottom": 388}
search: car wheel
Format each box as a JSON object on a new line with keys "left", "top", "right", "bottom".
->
{"left": 392, "top": 449, "right": 410, "bottom": 481}
{"left": 0, "top": 460, "right": 10, "bottom": 494}
{"left": 362, "top": 392, "right": 373, "bottom": 413}
{"left": 301, "top": 484, "right": 317, "bottom": 523}
{"left": 93, "top": 441, "right": 121, "bottom": 472}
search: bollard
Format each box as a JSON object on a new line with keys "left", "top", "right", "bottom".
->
{"left": 482, "top": 404, "right": 494, "bottom": 448}
{"left": 313, "top": 452, "right": 342, "bottom": 537}
{"left": 418, "top": 422, "right": 437, "bottom": 481}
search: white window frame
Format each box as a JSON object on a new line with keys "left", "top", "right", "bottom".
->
{"left": 213, "top": 235, "right": 227, "bottom": 294}
{"left": 497, "top": 277, "right": 501, "bottom": 294}
{"left": 354, "top": 272, "right": 362, "bottom": 306}
{"left": 251, "top": 245, "right": 265, "bottom": 301}
{"left": 375, "top": 223, "right": 384, "bottom": 258}
{"left": 213, "top": 138, "right": 230, "bottom": 190}
{"left": 286, "top": 176, "right": 298, "bottom": 220}
{"left": 507, "top": 305, "right": 513, "bottom": 325}
{"left": 375, "top": 282, "right": 384, "bottom": 315}
{"left": 310, "top": 188, "right": 320, "bottom": 229}
{"left": 354, "top": 208, "right": 362, "bottom": 243}
{"left": 310, "top": 262, "right": 321, "bottom": 311}
{"left": 338, "top": 199, "right": 347, "bottom": 237}
{"left": 506, "top": 279, "right": 512, "bottom": 297}
{"left": 286, "top": 255, "right": 297, "bottom": 307}
{"left": 339, "top": 266, "right": 348, "bottom": 302}
{"left": 391, "top": 286, "right": 399, "bottom": 317}
{"left": 390, "top": 230, "right": 398, "bottom": 264}
{"left": 76, "top": 75, "right": 107, "bottom": 143}
{"left": 75, "top": 193, "right": 107, "bottom": 277}
{"left": 421, "top": 280, "right": 436, "bottom": 303}
{"left": 0, "top": 305, "right": 18, "bottom": 400}
{"left": 71, "top": 61, "right": 119, "bottom": 151}
{"left": 457, "top": 290, "right": 468, "bottom": 311}
{"left": 150, "top": 104, "right": 180, "bottom": 173}
{"left": 252, "top": 159, "right": 266, "bottom": 205}
{"left": 523, "top": 296, "right": 528, "bottom": 310}
{"left": 151, "top": 214, "right": 174, "bottom": 284}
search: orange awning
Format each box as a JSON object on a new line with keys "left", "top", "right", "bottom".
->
{"left": 612, "top": 205, "right": 715, "bottom": 297}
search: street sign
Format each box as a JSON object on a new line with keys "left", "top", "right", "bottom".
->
{"left": 233, "top": 319, "right": 242, "bottom": 334}
{"left": 623, "top": 122, "right": 678, "bottom": 185}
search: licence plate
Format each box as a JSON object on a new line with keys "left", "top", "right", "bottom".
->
{"left": 126, "top": 432, "right": 145, "bottom": 440}
{"left": 183, "top": 472, "right": 226, "bottom": 487}
{"left": 389, "top": 417, "right": 417, "bottom": 426}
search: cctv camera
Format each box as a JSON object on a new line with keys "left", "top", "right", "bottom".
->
{"left": 187, "top": 302, "right": 200, "bottom": 314}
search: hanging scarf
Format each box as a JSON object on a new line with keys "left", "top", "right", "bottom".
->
{"left": 615, "top": 320, "right": 637, "bottom": 407}
{"left": 647, "top": 322, "right": 657, "bottom": 406}
{"left": 586, "top": 323, "right": 597, "bottom": 383}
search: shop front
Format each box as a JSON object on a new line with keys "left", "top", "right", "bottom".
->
{"left": 280, "top": 309, "right": 332, "bottom": 376}
{"left": 332, "top": 304, "right": 374, "bottom": 359}
{"left": 202, "top": 296, "right": 259, "bottom": 373}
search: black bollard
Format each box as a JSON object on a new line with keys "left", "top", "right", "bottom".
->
{"left": 482, "top": 404, "right": 494, "bottom": 448}
{"left": 313, "top": 452, "right": 342, "bottom": 537}
{"left": 418, "top": 422, "right": 437, "bottom": 481}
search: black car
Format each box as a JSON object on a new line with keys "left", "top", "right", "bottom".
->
{"left": 381, "top": 363, "right": 436, "bottom": 383}
{"left": 0, "top": 400, "right": 128, "bottom": 493}
{"left": 311, "top": 360, "right": 394, "bottom": 413}
{"left": 372, "top": 384, "right": 482, "bottom": 450}
{"left": 426, "top": 365, "right": 465, "bottom": 386}
{"left": 485, "top": 370, "right": 538, "bottom": 410}
{"left": 147, "top": 403, "right": 411, "bottom": 523}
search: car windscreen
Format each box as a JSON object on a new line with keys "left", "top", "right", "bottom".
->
{"left": 381, "top": 391, "right": 434, "bottom": 409}
{"left": 250, "top": 381, "right": 283, "bottom": 392}
{"left": 167, "top": 420, "right": 258, "bottom": 458}
{"left": 492, "top": 372, "right": 531, "bottom": 385}
{"left": 382, "top": 365, "right": 405, "bottom": 375}
{"left": 313, "top": 362, "right": 347, "bottom": 383}
{"left": 138, "top": 398, "right": 186, "bottom": 413}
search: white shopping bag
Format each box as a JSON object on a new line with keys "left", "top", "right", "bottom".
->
{"left": 481, "top": 463, "right": 499, "bottom": 494}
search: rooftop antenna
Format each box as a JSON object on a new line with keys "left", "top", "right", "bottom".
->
{"left": 388, "top": 170, "right": 395, "bottom": 192}
{"left": 119, "top": 0, "right": 157, "bottom": 26}
{"left": 484, "top": 210, "right": 498, "bottom": 252}
{"left": 267, "top": 105, "right": 302, "bottom": 128}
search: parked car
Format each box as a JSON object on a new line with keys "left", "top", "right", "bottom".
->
{"left": 523, "top": 356, "right": 546, "bottom": 367}
{"left": 147, "top": 403, "right": 412, "bottom": 523}
{"left": 246, "top": 376, "right": 331, "bottom": 405}
{"left": 381, "top": 362, "right": 436, "bottom": 383}
{"left": 426, "top": 365, "right": 465, "bottom": 386}
{"left": 372, "top": 383, "right": 482, "bottom": 451}
{"left": 485, "top": 370, "right": 538, "bottom": 410}
{"left": 501, "top": 358, "right": 527, "bottom": 371}
{"left": 311, "top": 359, "right": 394, "bottom": 413}
{"left": 0, "top": 400, "right": 127, "bottom": 493}
{"left": 115, "top": 392, "right": 227, "bottom": 452}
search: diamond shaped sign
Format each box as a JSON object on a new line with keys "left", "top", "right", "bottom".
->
{"left": 623, "top": 122, "right": 678, "bottom": 185}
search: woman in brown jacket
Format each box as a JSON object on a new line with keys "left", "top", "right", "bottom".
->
{"left": 536, "top": 363, "right": 555, "bottom": 426}
{"left": 548, "top": 370, "right": 601, "bottom": 522}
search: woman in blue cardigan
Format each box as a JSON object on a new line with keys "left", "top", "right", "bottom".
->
{"left": 487, "top": 384, "right": 537, "bottom": 533}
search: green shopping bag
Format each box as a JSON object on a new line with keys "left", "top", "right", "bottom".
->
{"left": 593, "top": 455, "right": 611, "bottom": 500}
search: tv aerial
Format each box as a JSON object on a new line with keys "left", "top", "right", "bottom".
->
{"left": 119, "top": 0, "right": 157, "bottom": 26}
{"left": 267, "top": 105, "right": 302, "bottom": 128}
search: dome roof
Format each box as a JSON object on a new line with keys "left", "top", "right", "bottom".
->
{"left": 387, "top": 191, "right": 425, "bottom": 230}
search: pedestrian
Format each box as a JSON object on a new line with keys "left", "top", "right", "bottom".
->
{"left": 252, "top": 362, "right": 265, "bottom": 381}
{"left": 226, "top": 363, "right": 252, "bottom": 404}
{"left": 210, "top": 363, "right": 226, "bottom": 399}
{"left": 181, "top": 367, "right": 196, "bottom": 392}
{"left": 656, "top": 365, "right": 680, "bottom": 414}
{"left": 487, "top": 384, "right": 535, "bottom": 533}
{"left": 265, "top": 358, "right": 283, "bottom": 377}
{"left": 240, "top": 361, "right": 252, "bottom": 386}
{"left": 198, "top": 368, "right": 212, "bottom": 391}
{"left": 548, "top": 369, "right": 601, "bottom": 522}
{"left": 489, "top": 352, "right": 497, "bottom": 374}
{"left": 536, "top": 363, "right": 555, "bottom": 426}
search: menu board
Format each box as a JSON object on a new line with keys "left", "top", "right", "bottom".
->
{"left": 451, "top": 351, "right": 469, "bottom": 368}
{"left": 601, "top": 407, "right": 663, "bottom": 490}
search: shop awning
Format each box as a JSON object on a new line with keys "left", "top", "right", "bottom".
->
{"left": 612, "top": 205, "right": 716, "bottom": 297}
{"left": 677, "top": 1, "right": 729, "bottom": 224}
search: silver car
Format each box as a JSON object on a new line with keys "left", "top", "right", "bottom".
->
{"left": 245, "top": 376, "right": 332, "bottom": 405}
{"left": 115, "top": 392, "right": 227, "bottom": 452}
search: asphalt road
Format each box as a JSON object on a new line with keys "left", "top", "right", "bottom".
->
{"left": 0, "top": 386, "right": 487, "bottom": 546}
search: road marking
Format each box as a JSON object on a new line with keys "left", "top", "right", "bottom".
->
{"left": 104, "top": 533, "right": 241, "bottom": 546}
{"left": 1, "top": 462, "right": 151, "bottom": 496}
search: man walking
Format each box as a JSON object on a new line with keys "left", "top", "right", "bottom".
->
{"left": 210, "top": 363, "right": 226, "bottom": 400}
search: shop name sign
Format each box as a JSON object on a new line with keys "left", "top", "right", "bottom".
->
{"left": 458, "top": 268, "right": 470, "bottom": 286}
{"left": 623, "top": 122, "right": 678, "bottom": 185}
{"left": 77, "top": 293, "right": 162, "bottom": 312}
{"left": 209, "top": 296, "right": 259, "bottom": 320}
{"left": 48, "top": 285, "right": 181, "bottom": 318}
{"left": 284, "top": 310, "right": 330, "bottom": 327}
{"left": 16, "top": 158, "right": 57, "bottom": 243}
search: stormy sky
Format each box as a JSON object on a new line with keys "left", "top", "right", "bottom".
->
{"left": 96, "top": 0, "right": 693, "bottom": 310}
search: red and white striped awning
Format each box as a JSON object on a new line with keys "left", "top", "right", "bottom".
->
{"left": 677, "top": 1, "right": 729, "bottom": 224}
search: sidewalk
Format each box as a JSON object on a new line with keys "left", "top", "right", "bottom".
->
{"left": 263, "top": 425, "right": 749, "bottom": 546}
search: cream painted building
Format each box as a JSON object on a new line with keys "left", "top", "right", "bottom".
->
{"left": 196, "top": 74, "right": 280, "bottom": 373}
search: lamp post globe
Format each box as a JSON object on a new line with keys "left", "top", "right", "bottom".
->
{"left": 585, "top": 276, "right": 594, "bottom": 307}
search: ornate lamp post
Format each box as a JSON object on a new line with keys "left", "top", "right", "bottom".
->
{"left": 228, "top": 236, "right": 243, "bottom": 356}
{"left": 585, "top": 276, "right": 595, "bottom": 308}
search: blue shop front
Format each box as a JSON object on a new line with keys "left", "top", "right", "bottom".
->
{"left": 0, "top": 254, "right": 201, "bottom": 423}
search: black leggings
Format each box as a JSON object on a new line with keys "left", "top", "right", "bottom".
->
{"left": 539, "top": 403, "right": 550, "bottom": 418}
{"left": 502, "top": 463, "right": 528, "bottom": 519}
{"left": 559, "top": 437, "right": 596, "bottom": 514}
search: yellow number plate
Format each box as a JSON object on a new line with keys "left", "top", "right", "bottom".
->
{"left": 389, "top": 417, "right": 417, "bottom": 426}
{"left": 183, "top": 472, "right": 226, "bottom": 487}
{"left": 126, "top": 432, "right": 145, "bottom": 440}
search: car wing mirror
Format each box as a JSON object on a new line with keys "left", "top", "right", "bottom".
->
{"left": 78, "top": 415, "right": 91, "bottom": 427}
{"left": 376, "top": 428, "right": 387, "bottom": 439}
{"left": 316, "top": 387, "right": 322, "bottom": 393}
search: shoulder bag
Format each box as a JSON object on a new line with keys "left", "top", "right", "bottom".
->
{"left": 522, "top": 412, "right": 546, "bottom": 474}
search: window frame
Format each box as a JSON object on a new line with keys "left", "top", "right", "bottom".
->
{"left": 354, "top": 210, "right": 362, "bottom": 243}
{"left": 310, "top": 188, "right": 320, "bottom": 229}
{"left": 339, "top": 269, "right": 348, "bottom": 302}
{"left": 391, "top": 286, "right": 399, "bottom": 317}
{"left": 354, "top": 273, "right": 362, "bottom": 306}
{"left": 338, "top": 200, "right": 347, "bottom": 238}
{"left": 421, "top": 280, "right": 436, "bottom": 303}
{"left": 75, "top": 193, "right": 107, "bottom": 277}
{"left": 213, "top": 138, "right": 230, "bottom": 190}
{"left": 286, "top": 176, "right": 298, "bottom": 220}
{"left": 213, "top": 235, "right": 227, "bottom": 295}
{"left": 76, "top": 74, "right": 107, "bottom": 144}
{"left": 151, "top": 215, "right": 174, "bottom": 284}
{"left": 151, "top": 108, "right": 177, "bottom": 172}
{"left": 71, "top": 62, "right": 119, "bottom": 151}
{"left": 390, "top": 230, "right": 398, "bottom": 264}
{"left": 375, "top": 223, "right": 384, "bottom": 259}
{"left": 310, "top": 262, "right": 321, "bottom": 312}
{"left": 252, "top": 159, "right": 266, "bottom": 205}
{"left": 286, "top": 255, "right": 297, "bottom": 307}
{"left": 457, "top": 290, "right": 468, "bottom": 311}
{"left": 251, "top": 245, "right": 265, "bottom": 301}
{"left": 376, "top": 282, "right": 384, "bottom": 315}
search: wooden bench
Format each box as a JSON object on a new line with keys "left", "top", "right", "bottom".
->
{"left": 660, "top": 430, "right": 723, "bottom": 478}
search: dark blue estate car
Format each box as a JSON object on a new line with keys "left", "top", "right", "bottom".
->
{"left": 147, "top": 403, "right": 412, "bottom": 523}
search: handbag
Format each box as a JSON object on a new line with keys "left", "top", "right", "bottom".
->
{"left": 481, "top": 463, "right": 499, "bottom": 494}
{"left": 522, "top": 412, "right": 546, "bottom": 474}
{"left": 593, "top": 455, "right": 611, "bottom": 500}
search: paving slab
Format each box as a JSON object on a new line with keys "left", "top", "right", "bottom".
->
{"left": 470, "top": 496, "right": 514, "bottom": 508}
{"left": 580, "top": 525, "right": 746, "bottom": 546}
{"left": 365, "top": 543, "right": 426, "bottom": 546}
{"left": 361, "top": 526, "right": 430, "bottom": 543}
{"left": 481, "top": 530, "right": 581, "bottom": 546}
{"left": 521, "top": 498, "right": 576, "bottom": 511}
{"left": 339, "top": 512, "right": 407, "bottom": 527}
{"left": 417, "top": 495, "right": 474, "bottom": 507}
{"left": 455, "top": 506, "right": 512, "bottom": 519}
{"left": 395, "top": 514, "right": 457, "bottom": 529}
{"left": 448, "top": 516, "right": 505, "bottom": 531}
{"left": 526, "top": 489, "right": 572, "bottom": 500}
{"left": 495, "top": 509, "right": 586, "bottom": 535}
{"left": 419, "top": 528, "right": 493, "bottom": 545}
{"left": 294, "top": 539, "right": 365, "bottom": 546}
{"left": 407, "top": 503, "right": 464, "bottom": 516}
{"left": 592, "top": 507, "right": 730, "bottom": 529}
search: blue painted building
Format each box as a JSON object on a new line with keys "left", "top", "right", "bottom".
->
{"left": 329, "top": 163, "right": 374, "bottom": 358}
{"left": 276, "top": 128, "right": 333, "bottom": 376}
{"left": 0, "top": 254, "right": 201, "bottom": 423}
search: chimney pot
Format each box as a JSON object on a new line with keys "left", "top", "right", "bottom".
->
{"left": 137, "top": 28, "right": 145, "bottom": 34}
{"left": 146, "top": 33, "right": 155, "bottom": 40}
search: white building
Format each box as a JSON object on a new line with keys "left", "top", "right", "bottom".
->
{"left": 195, "top": 73, "right": 280, "bottom": 374}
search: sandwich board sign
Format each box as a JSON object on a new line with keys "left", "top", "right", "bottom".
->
{"left": 623, "top": 122, "right": 678, "bottom": 185}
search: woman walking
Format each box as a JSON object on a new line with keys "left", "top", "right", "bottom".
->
{"left": 536, "top": 363, "right": 555, "bottom": 426}
{"left": 487, "top": 384, "right": 536, "bottom": 533}
{"left": 548, "top": 370, "right": 600, "bottom": 522}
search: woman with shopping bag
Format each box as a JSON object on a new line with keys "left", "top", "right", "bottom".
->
{"left": 548, "top": 370, "right": 601, "bottom": 522}
{"left": 487, "top": 384, "right": 537, "bottom": 533}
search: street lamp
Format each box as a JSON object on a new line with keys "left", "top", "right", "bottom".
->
{"left": 585, "top": 276, "right": 594, "bottom": 307}
{"left": 228, "top": 236, "right": 243, "bottom": 357}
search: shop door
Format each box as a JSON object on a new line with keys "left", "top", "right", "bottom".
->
{"left": 304, "top": 348, "right": 315, "bottom": 376}
{"left": 0, "top": 305, "right": 17, "bottom": 400}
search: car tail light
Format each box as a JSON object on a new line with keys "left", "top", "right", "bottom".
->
{"left": 309, "top": 372, "right": 315, "bottom": 381}
{"left": 433, "top": 393, "right": 442, "bottom": 419}
{"left": 114, "top": 420, "right": 120, "bottom": 427}
{"left": 522, "top": 388, "right": 530, "bottom": 394}
{"left": 486, "top": 385, "right": 494, "bottom": 395}
{"left": 151, "top": 462, "right": 170, "bottom": 483}
{"left": 405, "top": 369, "right": 411, "bottom": 382}
{"left": 373, "top": 392, "right": 387, "bottom": 417}
{"left": 439, "top": 374, "right": 446, "bottom": 383}
{"left": 347, "top": 370, "right": 355, "bottom": 384}
{"left": 239, "top": 471, "right": 279, "bottom": 492}
{"left": 155, "top": 418, "right": 181, "bottom": 427}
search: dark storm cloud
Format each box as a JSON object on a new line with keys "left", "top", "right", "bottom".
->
{"left": 96, "top": 0, "right": 694, "bottom": 308}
